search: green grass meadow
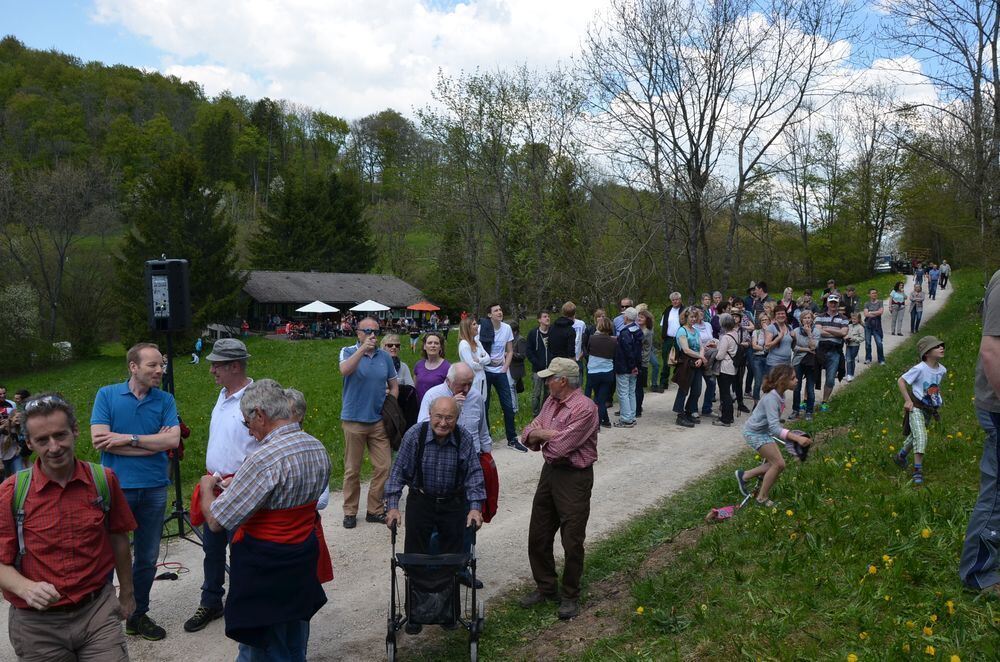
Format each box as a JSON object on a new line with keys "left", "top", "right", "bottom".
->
{"left": 418, "top": 272, "right": 1000, "bottom": 661}
{"left": 6, "top": 329, "right": 541, "bottom": 495}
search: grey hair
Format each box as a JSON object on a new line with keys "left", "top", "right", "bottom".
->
{"left": 564, "top": 372, "right": 581, "bottom": 389}
{"left": 670, "top": 291, "right": 682, "bottom": 300}
{"left": 712, "top": 291, "right": 722, "bottom": 297}
{"left": 286, "top": 387, "right": 306, "bottom": 422}
{"left": 240, "top": 379, "right": 292, "bottom": 421}
{"left": 718, "top": 313, "right": 736, "bottom": 331}
{"left": 623, "top": 306, "right": 638, "bottom": 321}
{"left": 23, "top": 393, "right": 78, "bottom": 434}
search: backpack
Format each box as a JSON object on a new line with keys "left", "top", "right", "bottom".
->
{"left": 12, "top": 462, "right": 111, "bottom": 571}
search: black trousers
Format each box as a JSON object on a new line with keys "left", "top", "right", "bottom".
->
{"left": 718, "top": 373, "right": 737, "bottom": 424}
{"left": 636, "top": 366, "right": 649, "bottom": 415}
{"left": 528, "top": 463, "right": 594, "bottom": 600}
{"left": 404, "top": 491, "right": 466, "bottom": 555}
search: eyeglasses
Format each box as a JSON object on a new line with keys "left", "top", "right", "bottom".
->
{"left": 359, "top": 328, "right": 378, "bottom": 335}
{"left": 24, "top": 394, "right": 69, "bottom": 412}
{"left": 385, "top": 343, "right": 400, "bottom": 348}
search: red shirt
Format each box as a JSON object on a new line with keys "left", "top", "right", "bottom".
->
{"left": 521, "top": 388, "right": 599, "bottom": 469}
{"left": 0, "top": 459, "right": 136, "bottom": 609}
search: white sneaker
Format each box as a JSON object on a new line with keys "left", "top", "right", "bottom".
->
{"left": 845, "top": 375, "right": 853, "bottom": 382}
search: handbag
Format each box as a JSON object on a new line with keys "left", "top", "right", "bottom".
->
{"left": 667, "top": 346, "right": 678, "bottom": 366}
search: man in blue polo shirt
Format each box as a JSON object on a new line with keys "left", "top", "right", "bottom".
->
{"left": 91, "top": 342, "right": 180, "bottom": 642}
{"left": 339, "top": 316, "right": 398, "bottom": 529}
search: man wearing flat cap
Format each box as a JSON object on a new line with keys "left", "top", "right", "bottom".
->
{"left": 518, "top": 357, "right": 599, "bottom": 621}
{"left": 183, "top": 338, "right": 257, "bottom": 634}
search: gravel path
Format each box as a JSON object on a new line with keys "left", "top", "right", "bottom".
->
{"left": 0, "top": 275, "right": 949, "bottom": 662}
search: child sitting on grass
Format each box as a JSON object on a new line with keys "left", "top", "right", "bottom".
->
{"left": 735, "top": 364, "right": 812, "bottom": 507}
{"left": 893, "top": 335, "right": 947, "bottom": 485}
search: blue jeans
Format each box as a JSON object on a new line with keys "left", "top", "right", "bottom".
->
{"left": 750, "top": 354, "right": 767, "bottom": 401}
{"left": 615, "top": 373, "right": 637, "bottom": 423}
{"left": 793, "top": 363, "right": 815, "bottom": 413}
{"left": 845, "top": 344, "right": 860, "bottom": 377}
{"left": 201, "top": 524, "right": 229, "bottom": 609}
{"left": 701, "top": 374, "right": 717, "bottom": 415}
{"left": 820, "top": 345, "right": 841, "bottom": 390}
{"left": 673, "top": 367, "right": 703, "bottom": 415}
{"left": 959, "top": 410, "right": 1000, "bottom": 590}
{"left": 237, "top": 620, "right": 310, "bottom": 662}
{"left": 484, "top": 370, "right": 517, "bottom": 442}
{"left": 650, "top": 351, "right": 661, "bottom": 387}
{"left": 864, "top": 326, "right": 884, "bottom": 363}
{"left": 586, "top": 371, "right": 615, "bottom": 424}
{"left": 910, "top": 306, "right": 923, "bottom": 333}
{"left": 929, "top": 279, "right": 938, "bottom": 299}
{"left": 123, "top": 486, "right": 168, "bottom": 617}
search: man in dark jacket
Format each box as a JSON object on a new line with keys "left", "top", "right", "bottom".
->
{"left": 613, "top": 308, "right": 643, "bottom": 428}
{"left": 548, "top": 302, "right": 578, "bottom": 361}
{"left": 526, "top": 311, "right": 552, "bottom": 416}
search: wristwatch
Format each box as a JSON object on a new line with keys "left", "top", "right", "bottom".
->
{"left": 130, "top": 434, "right": 140, "bottom": 448}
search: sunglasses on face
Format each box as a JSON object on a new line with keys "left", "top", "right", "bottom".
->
{"left": 360, "top": 328, "right": 378, "bottom": 335}
{"left": 385, "top": 343, "right": 400, "bottom": 348}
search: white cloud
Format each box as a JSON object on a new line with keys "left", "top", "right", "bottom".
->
{"left": 91, "top": 0, "right": 609, "bottom": 118}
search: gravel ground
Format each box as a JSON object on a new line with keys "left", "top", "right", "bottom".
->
{"left": 0, "top": 275, "right": 947, "bottom": 662}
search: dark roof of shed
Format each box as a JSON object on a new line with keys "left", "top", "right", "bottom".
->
{"left": 243, "top": 271, "right": 424, "bottom": 307}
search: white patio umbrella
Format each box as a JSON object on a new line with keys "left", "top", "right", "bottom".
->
{"left": 296, "top": 300, "right": 340, "bottom": 314}
{"left": 350, "top": 299, "right": 391, "bottom": 312}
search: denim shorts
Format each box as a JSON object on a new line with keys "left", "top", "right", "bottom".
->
{"left": 744, "top": 431, "right": 778, "bottom": 451}
{"left": 820, "top": 345, "right": 841, "bottom": 383}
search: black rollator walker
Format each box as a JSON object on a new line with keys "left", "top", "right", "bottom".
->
{"left": 386, "top": 523, "right": 485, "bottom": 661}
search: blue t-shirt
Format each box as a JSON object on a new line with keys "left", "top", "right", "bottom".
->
{"left": 90, "top": 381, "right": 179, "bottom": 489}
{"left": 929, "top": 268, "right": 940, "bottom": 282}
{"left": 339, "top": 344, "right": 398, "bottom": 423}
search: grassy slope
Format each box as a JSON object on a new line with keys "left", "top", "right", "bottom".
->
{"left": 9, "top": 330, "right": 539, "bottom": 494}
{"left": 420, "top": 272, "right": 996, "bottom": 661}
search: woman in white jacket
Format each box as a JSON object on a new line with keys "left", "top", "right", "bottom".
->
{"left": 459, "top": 316, "right": 491, "bottom": 396}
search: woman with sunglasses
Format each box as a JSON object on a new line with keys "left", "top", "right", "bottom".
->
{"left": 381, "top": 335, "right": 414, "bottom": 387}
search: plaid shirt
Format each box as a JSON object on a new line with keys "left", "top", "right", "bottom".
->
{"left": 521, "top": 388, "right": 599, "bottom": 469}
{"left": 211, "top": 423, "right": 330, "bottom": 531}
{"left": 385, "top": 424, "right": 485, "bottom": 512}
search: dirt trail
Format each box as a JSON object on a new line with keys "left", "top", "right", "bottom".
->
{"left": 0, "top": 275, "right": 949, "bottom": 662}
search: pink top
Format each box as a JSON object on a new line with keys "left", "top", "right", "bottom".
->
{"left": 521, "top": 389, "right": 599, "bottom": 469}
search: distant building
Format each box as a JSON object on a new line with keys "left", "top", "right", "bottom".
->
{"left": 243, "top": 270, "right": 424, "bottom": 323}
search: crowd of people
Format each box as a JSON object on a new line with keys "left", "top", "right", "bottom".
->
{"left": 5, "top": 260, "right": 1000, "bottom": 662}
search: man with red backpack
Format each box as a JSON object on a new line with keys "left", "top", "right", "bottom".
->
{"left": 0, "top": 394, "right": 137, "bottom": 660}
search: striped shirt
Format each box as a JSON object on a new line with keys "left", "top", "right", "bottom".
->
{"left": 815, "top": 312, "right": 848, "bottom": 346}
{"left": 210, "top": 423, "right": 330, "bottom": 531}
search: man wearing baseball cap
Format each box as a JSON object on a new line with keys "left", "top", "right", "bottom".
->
{"left": 815, "top": 293, "right": 849, "bottom": 412}
{"left": 183, "top": 338, "right": 256, "bottom": 633}
{"left": 518, "top": 357, "right": 599, "bottom": 621}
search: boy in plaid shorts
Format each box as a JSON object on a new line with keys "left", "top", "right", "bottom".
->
{"left": 893, "top": 336, "right": 947, "bottom": 485}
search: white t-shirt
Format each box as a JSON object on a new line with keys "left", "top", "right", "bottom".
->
{"left": 902, "top": 361, "right": 947, "bottom": 408}
{"left": 572, "top": 319, "right": 586, "bottom": 359}
{"left": 477, "top": 322, "right": 513, "bottom": 374}
{"left": 205, "top": 380, "right": 259, "bottom": 475}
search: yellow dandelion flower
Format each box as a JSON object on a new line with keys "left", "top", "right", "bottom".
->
{"left": 957, "top": 432, "right": 964, "bottom": 438}
{"left": 902, "top": 643, "right": 910, "bottom": 653}
{"left": 947, "top": 434, "right": 954, "bottom": 439}
{"left": 859, "top": 631, "right": 868, "bottom": 640}
{"left": 847, "top": 654, "right": 858, "bottom": 662}
{"left": 921, "top": 528, "right": 932, "bottom": 538}
{"left": 786, "top": 509, "right": 794, "bottom": 517}
{"left": 882, "top": 428, "right": 888, "bottom": 434}
{"left": 906, "top": 620, "right": 916, "bottom": 628}
{"left": 868, "top": 565, "right": 878, "bottom": 575}
{"left": 790, "top": 532, "right": 798, "bottom": 540}
{"left": 884, "top": 595, "right": 892, "bottom": 601}
{"left": 925, "top": 646, "right": 936, "bottom": 656}
{"left": 892, "top": 512, "right": 898, "bottom": 517}
{"left": 635, "top": 606, "right": 644, "bottom": 615}
{"left": 946, "top": 600, "right": 955, "bottom": 615}
{"left": 930, "top": 614, "right": 938, "bottom": 623}
{"left": 889, "top": 445, "right": 896, "bottom": 451}
{"left": 950, "top": 656, "right": 961, "bottom": 662}
{"left": 923, "top": 626, "right": 933, "bottom": 636}
{"left": 882, "top": 554, "right": 891, "bottom": 562}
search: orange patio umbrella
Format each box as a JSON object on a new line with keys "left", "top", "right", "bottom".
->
{"left": 406, "top": 301, "right": 441, "bottom": 312}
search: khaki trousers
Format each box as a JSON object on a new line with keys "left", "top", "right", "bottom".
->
{"left": 341, "top": 420, "right": 392, "bottom": 517}
{"left": 8, "top": 584, "right": 128, "bottom": 662}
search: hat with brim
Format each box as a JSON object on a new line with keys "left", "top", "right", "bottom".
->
{"left": 537, "top": 357, "right": 579, "bottom": 379}
{"left": 206, "top": 338, "right": 251, "bottom": 362}
{"left": 916, "top": 335, "right": 944, "bottom": 360}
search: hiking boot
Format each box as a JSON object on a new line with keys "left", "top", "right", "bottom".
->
{"left": 365, "top": 511, "right": 387, "bottom": 524}
{"left": 735, "top": 470, "right": 750, "bottom": 497}
{"left": 558, "top": 598, "right": 580, "bottom": 620}
{"left": 508, "top": 439, "right": 529, "bottom": 453}
{"left": 183, "top": 605, "right": 224, "bottom": 633}
{"left": 519, "top": 590, "right": 558, "bottom": 608}
{"left": 126, "top": 614, "right": 166, "bottom": 641}
{"left": 343, "top": 515, "right": 357, "bottom": 529}
{"left": 892, "top": 453, "right": 908, "bottom": 470}
{"left": 676, "top": 415, "right": 695, "bottom": 428}
{"left": 712, "top": 419, "right": 731, "bottom": 427}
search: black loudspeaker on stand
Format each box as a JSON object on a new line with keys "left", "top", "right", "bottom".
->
{"left": 145, "top": 258, "right": 200, "bottom": 544}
